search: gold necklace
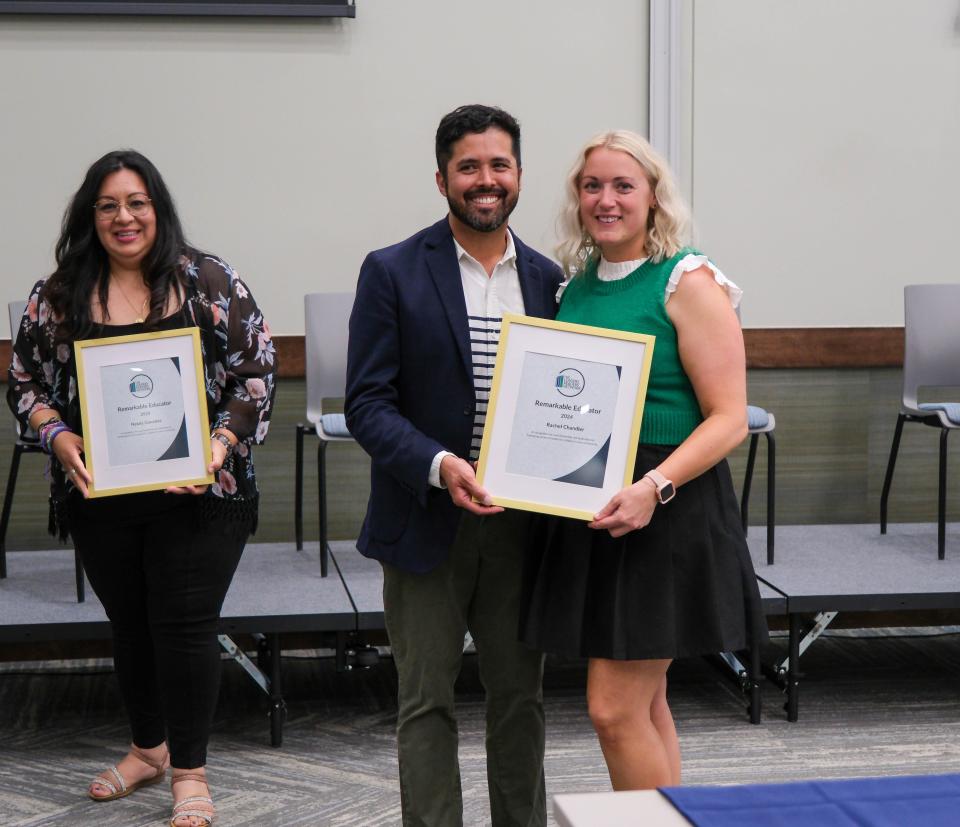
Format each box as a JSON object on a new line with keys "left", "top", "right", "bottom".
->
{"left": 112, "top": 276, "right": 150, "bottom": 323}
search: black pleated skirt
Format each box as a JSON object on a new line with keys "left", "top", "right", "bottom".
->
{"left": 519, "top": 444, "right": 769, "bottom": 661}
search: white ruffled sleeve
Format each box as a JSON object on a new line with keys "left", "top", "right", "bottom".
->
{"left": 663, "top": 254, "right": 742, "bottom": 309}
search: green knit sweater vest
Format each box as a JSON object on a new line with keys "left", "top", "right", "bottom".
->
{"left": 556, "top": 248, "right": 703, "bottom": 445}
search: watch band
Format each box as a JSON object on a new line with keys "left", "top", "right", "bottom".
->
{"left": 211, "top": 432, "right": 233, "bottom": 455}
{"left": 643, "top": 469, "right": 676, "bottom": 504}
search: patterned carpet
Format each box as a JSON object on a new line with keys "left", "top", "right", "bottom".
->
{"left": 2, "top": 629, "right": 960, "bottom": 826}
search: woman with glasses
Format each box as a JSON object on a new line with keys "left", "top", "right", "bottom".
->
{"left": 520, "top": 131, "right": 766, "bottom": 790}
{"left": 7, "top": 149, "right": 276, "bottom": 827}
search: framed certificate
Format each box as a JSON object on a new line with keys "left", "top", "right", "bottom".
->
{"left": 476, "top": 314, "right": 655, "bottom": 520}
{"left": 74, "top": 327, "right": 214, "bottom": 497}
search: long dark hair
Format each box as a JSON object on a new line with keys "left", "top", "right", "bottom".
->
{"left": 44, "top": 149, "right": 188, "bottom": 338}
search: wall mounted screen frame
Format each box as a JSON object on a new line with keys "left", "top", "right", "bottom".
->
{"left": 0, "top": 1, "right": 355, "bottom": 16}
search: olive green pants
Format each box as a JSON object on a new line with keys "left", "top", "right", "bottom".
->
{"left": 382, "top": 510, "right": 546, "bottom": 827}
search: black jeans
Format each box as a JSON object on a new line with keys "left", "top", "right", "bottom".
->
{"left": 71, "top": 491, "right": 248, "bottom": 769}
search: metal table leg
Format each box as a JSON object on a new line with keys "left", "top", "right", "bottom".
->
{"left": 749, "top": 638, "right": 762, "bottom": 725}
{"left": 269, "top": 633, "right": 285, "bottom": 748}
{"left": 786, "top": 613, "right": 800, "bottom": 722}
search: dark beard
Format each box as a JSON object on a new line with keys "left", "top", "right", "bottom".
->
{"left": 447, "top": 187, "right": 518, "bottom": 233}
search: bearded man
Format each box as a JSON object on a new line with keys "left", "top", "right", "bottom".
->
{"left": 345, "top": 104, "right": 563, "bottom": 827}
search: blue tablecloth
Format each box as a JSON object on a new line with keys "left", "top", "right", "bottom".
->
{"left": 660, "top": 773, "right": 960, "bottom": 827}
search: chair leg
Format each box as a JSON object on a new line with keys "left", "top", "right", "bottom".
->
{"left": 0, "top": 443, "right": 26, "bottom": 580}
{"left": 880, "top": 414, "right": 906, "bottom": 534}
{"left": 295, "top": 424, "right": 305, "bottom": 550}
{"left": 741, "top": 434, "right": 759, "bottom": 535}
{"left": 74, "top": 548, "right": 85, "bottom": 603}
{"left": 765, "top": 431, "right": 776, "bottom": 566}
{"left": 938, "top": 428, "right": 949, "bottom": 560}
{"left": 317, "top": 440, "right": 328, "bottom": 578}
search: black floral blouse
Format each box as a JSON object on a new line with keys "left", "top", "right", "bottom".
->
{"left": 7, "top": 250, "right": 277, "bottom": 537}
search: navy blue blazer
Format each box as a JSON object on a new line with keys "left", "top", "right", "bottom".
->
{"left": 345, "top": 218, "right": 564, "bottom": 573}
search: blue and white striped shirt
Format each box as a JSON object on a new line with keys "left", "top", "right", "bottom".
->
{"left": 428, "top": 231, "right": 525, "bottom": 485}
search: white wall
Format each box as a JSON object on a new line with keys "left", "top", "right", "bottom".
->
{"left": 0, "top": 1, "right": 649, "bottom": 334}
{"left": 690, "top": 0, "right": 960, "bottom": 327}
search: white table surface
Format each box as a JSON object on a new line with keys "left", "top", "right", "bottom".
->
{"left": 554, "top": 790, "right": 691, "bottom": 826}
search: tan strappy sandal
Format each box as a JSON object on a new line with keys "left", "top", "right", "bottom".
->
{"left": 170, "top": 771, "right": 215, "bottom": 827}
{"left": 88, "top": 743, "right": 169, "bottom": 801}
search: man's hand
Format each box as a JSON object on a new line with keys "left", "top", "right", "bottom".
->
{"left": 439, "top": 455, "right": 504, "bottom": 516}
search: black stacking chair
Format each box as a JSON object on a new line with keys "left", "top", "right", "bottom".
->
{"left": 880, "top": 284, "right": 960, "bottom": 559}
{"left": 736, "top": 304, "right": 777, "bottom": 564}
{"left": 294, "top": 292, "right": 356, "bottom": 577}
{"left": 2, "top": 300, "right": 85, "bottom": 601}
{"left": 740, "top": 405, "right": 776, "bottom": 564}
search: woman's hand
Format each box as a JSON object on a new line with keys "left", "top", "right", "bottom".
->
{"left": 165, "top": 483, "right": 209, "bottom": 495}
{"left": 588, "top": 478, "right": 658, "bottom": 538}
{"left": 165, "top": 430, "right": 234, "bottom": 496}
{"left": 51, "top": 431, "right": 92, "bottom": 498}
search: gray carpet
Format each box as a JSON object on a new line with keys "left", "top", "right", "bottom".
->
{"left": 2, "top": 628, "right": 960, "bottom": 826}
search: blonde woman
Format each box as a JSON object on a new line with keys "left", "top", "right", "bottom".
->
{"left": 520, "top": 131, "right": 766, "bottom": 789}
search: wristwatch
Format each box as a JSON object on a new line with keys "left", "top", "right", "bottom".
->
{"left": 643, "top": 469, "right": 675, "bottom": 504}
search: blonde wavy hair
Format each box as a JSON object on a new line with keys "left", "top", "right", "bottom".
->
{"left": 556, "top": 130, "right": 691, "bottom": 277}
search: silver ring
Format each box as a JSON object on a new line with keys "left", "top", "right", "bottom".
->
{"left": 69, "top": 468, "right": 77, "bottom": 475}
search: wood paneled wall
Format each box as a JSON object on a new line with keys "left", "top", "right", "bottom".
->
{"left": 0, "top": 328, "right": 908, "bottom": 379}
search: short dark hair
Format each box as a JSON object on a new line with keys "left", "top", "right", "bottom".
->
{"left": 435, "top": 105, "right": 521, "bottom": 178}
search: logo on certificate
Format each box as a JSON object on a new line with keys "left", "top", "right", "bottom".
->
{"left": 129, "top": 373, "right": 154, "bottom": 398}
{"left": 555, "top": 368, "right": 585, "bottom": 397}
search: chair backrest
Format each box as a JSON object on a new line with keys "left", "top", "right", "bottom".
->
{"left": 304, "top": 292, "right": 356, "bottom": 425}
{"left": 7, "top": 300, "right": 29, "bottom": 439}
{"left": 8, "top": 300, "right": 26, "bottom": 344}
{"left": 902, "top": 284, "right": 960, "bottom": 411}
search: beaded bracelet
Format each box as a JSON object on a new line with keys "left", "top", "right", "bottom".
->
{"left": 39, "top": 421, "right": 65, "bottom": 453}
{"left": 36, "top": 414, "right": 62, "bottom": 431}
{"left": 36, "top": 417, "right": 61, "bottom": 451}
{"left": 39, "top": 420, "right": 72, "bottom": 455}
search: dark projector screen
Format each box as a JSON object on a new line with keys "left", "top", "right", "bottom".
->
{"left": 0, "top": 1, "right": 355, "bottom": 16}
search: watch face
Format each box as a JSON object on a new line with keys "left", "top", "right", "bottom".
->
{"left": 659, "top": 482, "right": 676, "bottom": 504}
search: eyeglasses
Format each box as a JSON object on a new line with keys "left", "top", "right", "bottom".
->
{"left": 92, "top": 194, "right": 153, "bottom": 221}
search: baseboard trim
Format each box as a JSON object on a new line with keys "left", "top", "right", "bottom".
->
{"left": 742, "top": 327, "right": 903, "bottom": 368}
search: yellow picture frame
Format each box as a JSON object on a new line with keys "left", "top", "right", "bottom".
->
{"left": 74, "top": 327, "right": 214, "bottom": 497}
{"left": 475, "top": 314, "right": 655, "bottom": 520}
